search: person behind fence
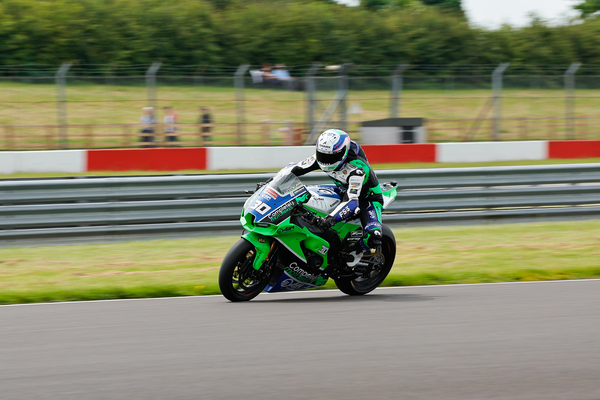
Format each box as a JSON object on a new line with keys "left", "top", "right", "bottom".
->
{"left": 139, "top": 107, "right": 155, "bottom": 144}
{"left": 163, "top": 106, "right": 179, "bottom": 142}
{"left": 260, "top": 64, "right": 277, "bottom": 82}
{"left": 291, "top": 129, "right": 384, "bottom": 256}
{"left": 272, "top": 64, "right": 295, "bottom": 89}
{"left": 271, "top": 64, "right": 292, "bottom": 80}
{"left": 199, "top": 106, "right": 212, "bottom": 144}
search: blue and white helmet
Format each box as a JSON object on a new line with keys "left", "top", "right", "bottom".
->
{"left": 316, "top": 129, "right": 351, "bottom": 171}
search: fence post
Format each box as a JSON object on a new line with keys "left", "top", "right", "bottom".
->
{"left": 145, "top": 62, "right": 162, "bottom": 110}
{"left": 194, "top": 65, "right": 207, "bottom": 86}
{"left": 55, "top": 62, "right": 72, "bottom": 149}
{"left": 338, "top": 63, "right": 352, "bottom": 131}
{"left": 491, "top": 63, "right": 509, "bottom": 141}
{"left": 305, "top": 63, "right": 321, "bottom": 135}
{"left": 390, "top": 63, "right": 409, "bottom": 118}
{"left": 234, "top": 64, "right": 250, "bottom": 146}
{"left": 564, "top": 62, "right": 582, "bottom": 139}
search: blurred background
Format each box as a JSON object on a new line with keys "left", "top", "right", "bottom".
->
{"left": 1, "top": 0, "right": 600, "bottom": 149}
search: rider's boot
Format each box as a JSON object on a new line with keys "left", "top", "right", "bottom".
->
{"left": 361, "top": 230, "right": 382, "bottom": 253}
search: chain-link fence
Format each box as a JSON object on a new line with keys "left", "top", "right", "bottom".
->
{"left": 1, "top": 63, "right": 599, "bottom": 150}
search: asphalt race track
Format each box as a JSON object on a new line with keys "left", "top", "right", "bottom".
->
{"left": 1, "top": 280, "right": 600, "bottom": 400}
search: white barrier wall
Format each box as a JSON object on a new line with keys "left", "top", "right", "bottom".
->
{"left": 0, "top": 152, "right": 16, "bottom": 174}
{"left": 208, "top": 146, "right": 315, "bottom": 170}
{"left": 2, "top": 140, "right": 595, "bottom": 174}
{"left": 0, "top": 150, "right": 86, "bottom": 174}
{"left": 437, "top": 141, "right": 548, "bottom": 163}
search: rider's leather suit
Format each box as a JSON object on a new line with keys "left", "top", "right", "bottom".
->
{"left": 292, "top": 140, "right": 383, "bottom": 250}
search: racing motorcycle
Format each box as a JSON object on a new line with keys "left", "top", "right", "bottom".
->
{"left": 218, "top": 164, "right": 398, "bottom": 302}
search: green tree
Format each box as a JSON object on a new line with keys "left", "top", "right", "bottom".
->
{"left": 361, "top": 0, "right": 388, "bottom": 11}
{"left": 421, "top": 0, "right": 462, "bottom": 14}
{"left": 573, "top": 0, "right": 600, "bottom": 17}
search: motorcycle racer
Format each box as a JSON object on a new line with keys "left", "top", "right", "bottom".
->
{"left": 292, "top": 129, "right": 384, "bottom": 252}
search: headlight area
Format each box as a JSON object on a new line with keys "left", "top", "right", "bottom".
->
{"left": 241, "top": 213, "right": 278, "bottom": 234}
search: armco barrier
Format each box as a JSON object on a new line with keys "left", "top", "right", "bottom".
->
{"left": 1, "top": 164, "right": 599, "bottom": 247}
{"left": 2, "top": 141, "right": 600, "bottom": 174}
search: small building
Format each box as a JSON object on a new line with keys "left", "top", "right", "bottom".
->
{"left": 361, "top": 118, "right": 427, "bottom": 144}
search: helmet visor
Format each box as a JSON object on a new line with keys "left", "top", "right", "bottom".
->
{"left": 316, "top": 149, "right": 345, "bottom": 166}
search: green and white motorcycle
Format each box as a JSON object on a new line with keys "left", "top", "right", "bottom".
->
{"left": 218, "top": 165, "right": 398, "bottom": 302}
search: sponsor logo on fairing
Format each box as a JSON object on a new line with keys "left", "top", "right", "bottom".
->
{"left": 268, "top": 199, "right": 296, "bottom": 221}
{"left": 285, "top": 262, "right": 320, "bottom": 283}
{"left": 291, "top": 186, "right": 306, "bottom": 196}
{"left": 296, "top": 192, "right": 310, "bottom": 203}
{"left": 350, "top": 230, "right": 364, "bottom": 238}
{"left": 265, "top": 187, "right": 279, "bottom": 199}
{"left": 276, "top": 226, "right": 294, "bottom": 235}
{"left": 281, "top": 278, "right": 306, "bottom": 291}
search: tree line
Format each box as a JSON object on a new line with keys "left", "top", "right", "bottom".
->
{"left": 1, "top": 0, "right": 600, "bottom": 75}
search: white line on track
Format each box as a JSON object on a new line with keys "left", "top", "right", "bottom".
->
{"left": 2, "top": 278, "right": 600, "bottom": 308}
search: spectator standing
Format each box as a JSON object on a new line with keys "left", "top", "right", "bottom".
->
{"left": 163, "top": 106, "right": 179, "bottom": 143}
{"left": 139, "top": 107, "right": 155, "bottom": 146}
{"left": 199, "top": 106, "right": 212, "bottom": 145}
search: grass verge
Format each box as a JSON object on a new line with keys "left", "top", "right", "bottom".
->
{"left": 1, "top": 220, "right": 599, "bottom": 304}
{"left": 1, "top": 158, "right": 600, "bottom": 180}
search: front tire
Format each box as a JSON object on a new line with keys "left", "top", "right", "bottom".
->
{"left": 219, "top": 239, "right": 272, "bottom": 302}
{"left": 335, "top": 225, "right": 396, "bottom": 296}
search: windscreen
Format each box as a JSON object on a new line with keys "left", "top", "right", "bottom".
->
{"left": 269, "top": 170, "right": 303, "bottom": 196}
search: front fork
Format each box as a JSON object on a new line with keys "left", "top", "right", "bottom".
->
{"left": 242, "top": 231, "right": 274, "bottom": 271}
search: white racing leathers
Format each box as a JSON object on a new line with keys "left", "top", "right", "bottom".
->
{"left": 292, "top": 141, "right": 384, "bottom": 250}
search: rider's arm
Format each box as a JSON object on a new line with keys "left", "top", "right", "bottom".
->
{"left": 291, "top": 155, "right": 319, "bottom": 177}
{"left": 327, "top": 169, "right": 365, "bottom": 223}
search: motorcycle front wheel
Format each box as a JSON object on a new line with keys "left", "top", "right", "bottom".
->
{"left": 219, "top": 239, "right": 273, "bottom": 302}
{"left": 335, "top": 225, "right": 396, "bottom": 296}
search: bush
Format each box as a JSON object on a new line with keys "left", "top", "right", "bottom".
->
{"left": 0, "top": 0, "right": 599, "bottom": 74}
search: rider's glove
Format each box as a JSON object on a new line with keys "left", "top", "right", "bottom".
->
{"left": 316, "top": 215, "right": 336, "bottom": 230}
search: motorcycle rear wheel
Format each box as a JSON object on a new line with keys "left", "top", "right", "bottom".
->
{"left": 219, "top": 239, "right": 272, "bottom": 302}
{"left": 335, "top": 225, "right": 396, "bottom": 296}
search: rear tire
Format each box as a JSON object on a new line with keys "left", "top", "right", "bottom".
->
{"left": 335, "top": 225, "right": 396, "bottom": 296}
{"left": 219, "top": 239, "right": 272, "bottom": 302}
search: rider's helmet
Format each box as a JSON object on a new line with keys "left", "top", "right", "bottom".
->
{"left": 316, "top": 129, "right": 351, "bottom": 171}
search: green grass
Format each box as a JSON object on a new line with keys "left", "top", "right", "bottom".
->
{"left": 1, "top": 81, "right": 600, "bottom": 149}
{"left": 1, "top": 158, "right": 599, "bottom": 180}
{"left": 1, "top": 220, "right": 599, "bottom": 304}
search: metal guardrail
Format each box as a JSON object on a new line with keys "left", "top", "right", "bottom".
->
{"left": 1, "top": 164, "right": 600, "bottom": 247}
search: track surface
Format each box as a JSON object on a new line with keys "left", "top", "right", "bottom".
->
{"left": 2, "top": 281, "right": 600, "bottom": 400}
